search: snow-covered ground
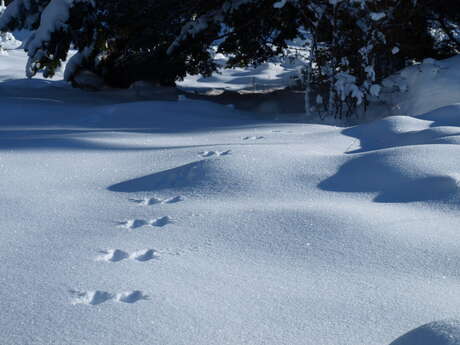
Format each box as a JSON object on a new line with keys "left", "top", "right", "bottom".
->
{"left": 178, "top": 52, "right": 304, "bottom": 93}
{"left": 1, "top": 49, "right": 460, "bottom": 345}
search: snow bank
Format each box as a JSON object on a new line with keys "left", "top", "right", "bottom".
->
{"left": 1, "top": 50, "right": 460, "bottom": 345}
{"left": 0, "top": 1, "right": 22, "bottom": 52}
{"left": 390, "top": 320, "right": 460, "bottom": 345}
{"left": 384, "top": 56, "right": 460, "bottom": 117}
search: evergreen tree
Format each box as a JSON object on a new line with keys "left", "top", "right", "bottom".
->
{"left": 1, "top": 0, "right": 460, "bottom": 117}
{"left": 89, "top": 0, "right": 218, "bottom": 88}
{"left": 0, "top": 0, "right": 97, "bottom": 78}
{"left": 421, "top": 0, "right": 460, "bottom": 55}
{"left": 305, "top": 0, "right": 436, "bottom": 118}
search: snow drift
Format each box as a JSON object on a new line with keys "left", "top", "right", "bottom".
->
{"left": 1, "top": 49, "right": 460, "bottom": 345}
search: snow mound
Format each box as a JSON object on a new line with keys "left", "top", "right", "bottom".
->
{"left": 108, "top": 158, "right": 243, "bottom": 195}
{"left": 390, "top": 320, "right": 460, "bottom": 345}
{"left": 385, "top": 56, "right": 460, "bottom": 117}
{"left": 321, "top": 106, "right": 460, "bottom": 203}
{"left": 320, "top": 146, "right": 460, "bottom": 203}
{"left": 344, "top": 110, "right": 460, "bottom": 153}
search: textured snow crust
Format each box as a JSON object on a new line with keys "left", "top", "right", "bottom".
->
{"left": 0, "top": 50, "right": 460, "bottom": 345}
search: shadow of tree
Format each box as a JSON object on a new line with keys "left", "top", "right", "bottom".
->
{"left": 0, "top": 77, "right": 272, "bottom": 151}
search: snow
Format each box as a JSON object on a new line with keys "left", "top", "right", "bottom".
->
{"left": 390, "top": 320, "right": 460, "bottom": 345}
{"left": 383, "top": 56, "right": 460, "bottom": 117}
{"left": 370, "top": 12, "right": 386, "bottom": 21}
{"left": 64, "top": 45, "right": 95, "bottom": 82}
{"left": 178, "top": 59, "right": 303, "bottom": 93}
{"left": 0, "top": 31, "right": 21, "bottom": 50}
{"left": 24, "top": 0, "right": 75, "bottom": 77}
{"left": 0, "top": 1, "right": 21, "bottom": 52}
{"left": 1, "top": 48, "right": 460, "bottom": 345}
{"left": 273, "top": 0, "right": 288, "bottom": 8}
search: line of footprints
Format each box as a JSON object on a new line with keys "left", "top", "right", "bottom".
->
{"left": 71, "top": 196, "right": 182, "bottom": 306}
{"left": 71, "top": 149, "right": 232, "bottom": 306}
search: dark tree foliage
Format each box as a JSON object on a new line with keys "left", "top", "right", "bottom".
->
{"left": 1, "top": 0, "right": 460, "bottom": 116}
{"left": 216, "top": 1, "right": 308, "bottom": 67}
{"left": 85, "top": 0, "right": 221, "bottom": 87}
{"left": 421, "top": 0, "right": 460, "bottom": 54}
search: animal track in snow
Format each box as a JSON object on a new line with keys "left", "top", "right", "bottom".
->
{"left": 163, "top": 195, "right": 185, "bottom": 204}
{"left": 71, "top": 290, "right": 113, "bottom": 305}
{"left": 129, "top": 195, "right": 184, "bottom": 206}
{"left": 242, "top": 136, "right": 264, "bottom": 140}
{"left": 115, "top": 290, "right": 149, "bottom": 303}
{"left": 150, "top": 216, "right": 172, "bottom": 227}
{"left": 130, "top": 249, "right": 159, "bottom": 261}
{"left": 71, "top": 290, "right": 148, "bottom": 305}
{"left": 198, "top": 151, "right": 215, "bottom": 157}
{"left": 118, "top": 219, "right": 149, "bottom": 230}
{"left": 198, "top": 150, "right": 231, "bottom": 157}
{"left": 129, "top": 197, "right": 162, "bottom": 205}
{"left": 118, "top": 217, "right": 172, "bottom": 229}
{"left": 96, "top": 249, "right": 129, "bottom": 262}
{"left": 96, "top": 249, "right": 159, "bottom": 262}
